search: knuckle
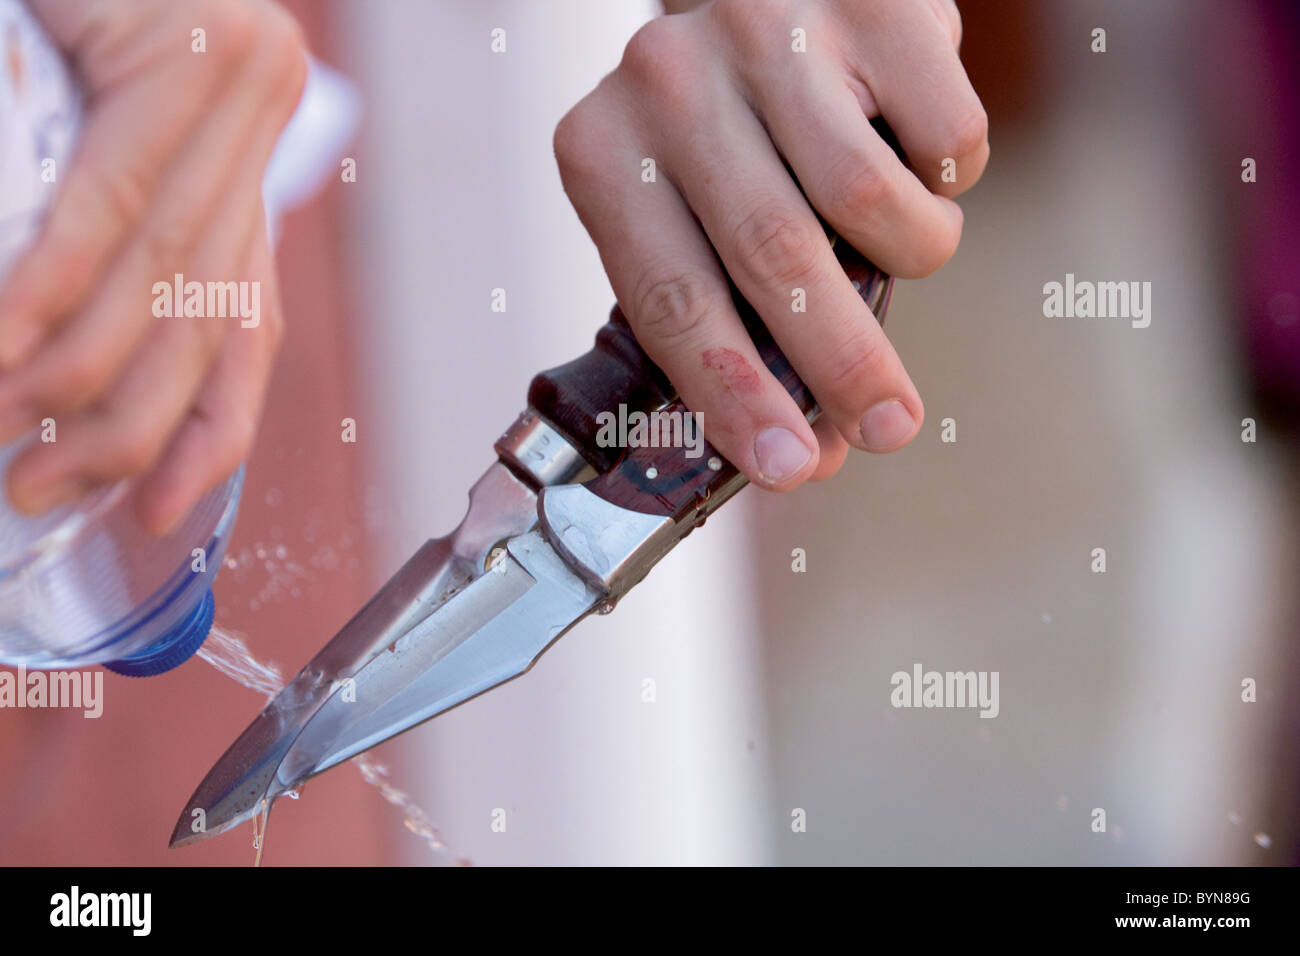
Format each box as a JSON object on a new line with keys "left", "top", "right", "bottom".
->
{"left": 283, "top": 47, "right": 309, "bottom": 108}
{"left": 53, "top": 354, "right": 110, "bottom": 408}
{"left": 97, "top": 163, "right": 151, "bottom": 228}
{"left": 202, "top": 0, "right": 261, "bottom": 62}
{"left": 928, "top": 0, "right": 962, "bottom": 47}
{"left": 143, "top": 217, "right": 200, "bottom": 273}
{"left": 730, "top": 203, "right": 821, "bottom": 288}
{"left": 711, "top": 0, "right": 785, "bottom": 47}
{"left": 616, "top": 18, "right": 703, "bottom": 120}
{"left": 633, "top": 272, "right": 715, "bottom": 347}
{"left": 552, "top": 108, "right": 581, "bottom": 167}
{"left": 552, "top": 103, "right": 601, "bottom": 182}
{"left": 109, "top": 427, "right": 164, "bottom": 477}
{"left": 824, "top": 332, "right": 888, "bottom": 398}
{"left": 621, "top": 18, "right": 686, "bottom": 83}
{"left": 258, "top": 7, "right": 309, "bottom": 106}
{"left": 822, "top": 153, "right": 891, "bottom": 225}
{"left": 196, "top": 312, "right": 228, "bottom": 353}
{"left": 41, "top": 220, "right": 100, "bottom": 287}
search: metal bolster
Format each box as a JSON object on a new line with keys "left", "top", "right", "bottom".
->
{"left": 495, "top": 410, "right": 593, "bottom": 489}
{"left": 537, "top": 483, "right": 678, "bottom": 602}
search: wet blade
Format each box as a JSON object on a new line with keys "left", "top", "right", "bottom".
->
{"left": 169, "top": 460, "right": 546, "bottom": 849}
{"left": 279, "top": 528, "right": 600, "bottom": 784}
{"left": 169, "top": 528, "right": 600, "bottom": 847}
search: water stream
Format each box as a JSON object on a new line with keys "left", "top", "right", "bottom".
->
{"left": 198, "top": 625, "right": 468, "bottom": 866}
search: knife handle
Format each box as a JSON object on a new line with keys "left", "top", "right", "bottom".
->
{"left": 527, "top": 306, "right": 675, "bottom": 473}
{"left": 578, "top": 240, "right": 893, "bottom": 524}
{"left": 529, "top": 236, "right": 894, "bottom": 465}
{"left": 530, "top": 118, "right": 908, "bottom": 488}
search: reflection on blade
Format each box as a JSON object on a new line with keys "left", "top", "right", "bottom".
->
{"left": 169, "top": 460, "right": 545, "bottom": 849}
{"left": 169, "top": 528, "right": 600, "bottom": 847}
{"left": 280, "top": 529, "right": 601, "bottom": 786}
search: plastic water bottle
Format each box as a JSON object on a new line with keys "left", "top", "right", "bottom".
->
{"left": 0, "top": 0, "right": 245, "bottom": 675}
{"left": 0, "top": 447, "right": 244, "bottom": 676}
{"left": 0, "top": 1, "right": 358, "bottom": 675}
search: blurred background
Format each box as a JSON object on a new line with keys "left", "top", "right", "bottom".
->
{"left": 1, "top": 0, "right": 1296, "bottom": 865}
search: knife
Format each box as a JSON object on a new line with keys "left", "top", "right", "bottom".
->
{"left": 169, "top": 210, "right": 896, "bottom": 851}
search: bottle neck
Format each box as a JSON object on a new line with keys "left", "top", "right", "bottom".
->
{"left": 104, "top": 590, "right": 216, "bottom": 677}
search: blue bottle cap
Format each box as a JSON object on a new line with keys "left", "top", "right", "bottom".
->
{"left": 104, "top": 589, "right": 215, "bottom": 677}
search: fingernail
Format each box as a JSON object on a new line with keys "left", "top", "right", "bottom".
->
{"left": 11, "top": 474, "right": 85, "bottom": 514}
{"left": 754, "top": 426, "right": 812, "bottom": 483}
{"left": 859, "top": 400, "right": 917, "bottom": 452}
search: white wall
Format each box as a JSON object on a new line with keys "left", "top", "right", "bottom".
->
{"left": 337, "top": 0, "right": 774, "bottom": 865}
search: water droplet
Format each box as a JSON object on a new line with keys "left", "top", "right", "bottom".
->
{"left": 199, "top": 628, "right": 468, "bottom": 864}
{"left": 707, "top": 456, "right": 722, "bottom": 471}
{"left": 251, "top": 798, "right": 270, "bottom": 867}
{"left": 274, "top": 545, "right": 288, "bottom": 560}
{"left": 1254, "top": 832, "right": 1272, "bottom": 849}
{"left": 645, "top": 466, "right": 658, "bottom": 480}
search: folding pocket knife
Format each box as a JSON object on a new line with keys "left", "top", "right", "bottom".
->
{"left": 169, "top": 229, "right": 894, "bottom": 849}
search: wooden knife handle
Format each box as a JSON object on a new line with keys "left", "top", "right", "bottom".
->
{"left": 531, "top": 235, "right": 893, "bottom": 525}
{"left": 585, "top": 240, "right": 892, "bottom": 525}
{"left": 530, "top": 238, "right": 895, "bottom": 458}
{"left": 527, "top": 306, "right": 675, "bottom": 473}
